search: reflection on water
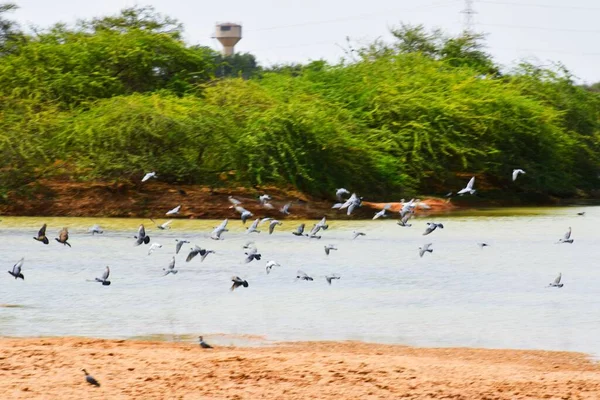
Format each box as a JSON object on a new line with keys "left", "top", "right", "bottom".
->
{"left": 1, "top": 207, "right": 599, "bottom": 355}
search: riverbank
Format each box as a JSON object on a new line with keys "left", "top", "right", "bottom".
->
{"left": 1, "top": 337, "right": 599, "bottom": 399}
{"left": 0, "top": 180, "right": 455, "bottom": 219}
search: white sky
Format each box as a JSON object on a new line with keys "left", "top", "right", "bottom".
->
{"left": 11, "top": 0, "right": 600, "bottom": 83}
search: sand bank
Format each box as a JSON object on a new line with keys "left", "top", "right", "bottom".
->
{"left": 1, "top": 337, "right": 599, "bottom": 399}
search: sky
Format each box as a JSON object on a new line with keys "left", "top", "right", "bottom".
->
{"left": 10, "top": 0, "right": 600, "bottom": 83}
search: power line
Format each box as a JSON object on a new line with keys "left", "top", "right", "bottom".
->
{"left": 476, "top": 22, "right": 600, "bottom": 34}
{"left": 478, "top": 0, "right": 600, "bottom": 11}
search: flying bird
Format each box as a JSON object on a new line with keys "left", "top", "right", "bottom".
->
{"left": 324, "top": 244, "right": 338, "bottom": 255}
{"left": 230, "top": 276, "right": 249, "bottom": 291}
{"left": 352, "top": 231, "right": 366, "bottom": 240}
{"left": 265, "top": 260, "right": 280, "bottom": 274}
{"left": 478, "top": 243, "right": 489, "bottom": 248}
{"left": 246, "top": 219, "right": 261, "bottom": 234}
{"left": 162, "top": 257, "right": 178, "bottom": 276}
{"left": 210, "top": 219, "right": 228, "bottom": 240}
{"left": 548, "top": 273, "right": 564, "bottom": 288}
{"left": 244, "top": 247, "right": 262, "bottom": 263}
{"left": 423, "top": 222, "right": 444, "bottom": 236}
{"left": 186, "top": 246, "right": 214, "bottom": 262}
{"left": 150, "top": 219, "right": 172, "bottom": 230}
{"left": 175, "top": 239, "right": 190, "bottom": 254}
{"left": 55, "top": 227, "right": 71, "bottom": 247}
{"left": 198, "top": 336, "right": 213, "bottom": 349}
{"left": 296, "top": 270, "right": 313, "bottom": 281}
{"left": 269, "top": 220, "right": 282, "bottom": 235}
{"left": 373, "top": 204, "right": 391, "bottom": 220}
{"left": 309, "top": 217, "right": 329, "bottom": 236}
{"left": 258, "top": 194, "right": 272, "bottom": 205}
{"left": 166, "top": 205, "right": 181, "bottom": 216}
{"left": 325, "top": 274, "right": 341, "bottom": 285}
{"left": 292, "top": 223, "right": 306, "bottom": 236}
{"left": 457, "top": 176, "right": 476, "bottom": 195}
{"left": 399, "top": 199, "right": 416, "bottom": 218}
{"left": 93, "top": 266, "right": 111, "bottom": 286}
{"left": 141, "top": 172, "right": 157, "bottom": 182}
{"left": 512, "top": 169, "right": 526, "bottom": 181}
{"left": 148, "top": 243, "right": 162, "bottom": 255}
{"left": 228, "top": 196, "right": 242, "bottom": 207}
{"left": 88, "top": 225, "right": 104, "bottom": 235}
{"left": 419, "top": 243, "right": 433, "bottom": 258}
{"left": 339, "top": 193, "right": 363, "bottom": 215}
{"left": 7, "top": 258, "right": 24, "bottom": 280}
{"left": 397, "top": 213, "right": 412, "bottom": 227}
{"left": 33, "top": 223, "right": 49, "bottom": 244}
{"left": 558, "top": 227, "right": 574, "bottom": 244}
{"left": 240, "top": 210, "right": 253, "bottom": 224}
{"left": 279, "top": 202, "right": 292, "bottom": 215}
{"left": 134, "top": 224, "right": 150, "bottom": 246}
{"left": 242, "top": 241, "right": 255, "bottom": 249}
{"left": 577, "top": 211, "right": 586, "bottom": 216}
{"left": 82, "top": 369, "right": 100, "bottom": 387}
{"left": 335, "top": 188, "right": 350, "bottom": 201}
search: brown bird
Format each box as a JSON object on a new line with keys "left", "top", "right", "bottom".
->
{"left": 55, "top": 227, "right": 71, "bottom": 247}
{"left": 230, "top": 276, "right": 249, "bottom": 291}
{"left": 33, "top": 223, "right": 49, "bottom": 244}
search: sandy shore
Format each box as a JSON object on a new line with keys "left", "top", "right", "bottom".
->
{"left": 1, "top": 338, "right": 599, "bottom": 399}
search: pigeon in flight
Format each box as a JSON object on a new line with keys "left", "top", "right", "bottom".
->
{"left": 230, "top": 276, "right": 249, "bottom": 291}
{"left": 242, "top": 241, "right": 255, "bottom": 249}
{"left": 269, "top": 220, "right": 282, "bottom": 235}
{"left": 325, "top": 274, "right": 341, "bottom": 285}
{"left": 399, "top": 199, "right": 416, "bottom": 218}
{"left": 33, "top": 223, "right": 49, "bottom": 244}
{"left": 141, "top": 172, "right": 157, "bottom": 182}
{"left": 88, "top": 225, "right": 104, "bottom": 235}
{"left": 265, "top": 260, "right": 280, "bottom": 274}
{"left": 296, "top": 270, "right": 313, "bottom": 281}
{"left": 166, "top": 205, "right": 181, "bottom": 216}
{"left": 162, "top": 257, "right": 178, "bottom": 276}
{"left": 419, "top": 243, "right": 433, "bottom": 258}
{"left": 258, "top": 194, "right": 272, "bottom": 205}
{"left": 309, "top": 217, "right": 329, "bottom": 236}
{"left": 8, "top": 258, "right": 24, "bottom": 280}
{"left": 240, "top": 210, "right": 253, "bottom": 224}
{"left": 577, "top": 211, "right": 586, "bottom": 216}
{"left": 339, "top": 193, "right": 363, "bottom": 215}
{"left": 175, "top": 239, "right": 190, "bottom": 254}
{"left": 512, "top": 169, "right": 526, "bottom": 181}
{"left": 477, "top": 242, "right": 489, "bottom": 248}
{"left": 228, "top": 196, "right": 242, "bottom": 207}
{"left": 324, "top": 244, "right": 338, "bottom": 255}
{"left": 548, "top": 273, "right": 564, "bottom": 288}
{"left": 82, "top": 369, "right": 100, "bottom": 387}
{"left": 423, "top": 222, "right": 444, "bottom": 236}
{"left": 210, "top": 219, "right": 228, "bottom": 240}
{"left": 558, "top": 227, "right": 574, "bottom": 244}
{"left": 148, "top": 243, "right": 162, "bottom": 255}
{"left": 397, "top": 213, "right": 412, "bottom": 227}
{"left": 373, "top": 204, "right": 391, "bottom": 220}
{"left": 457, "top": 177, "right": 476, "bottom": 195}
{"left": 292, "top": 223, "right": 307, "bottom": 236}
{"left": 246, "top": 219, "right": 261, "bottom": 234}
{"left": 134, "top": 224, "right": 150, "bottom": 246}
{"left": 150, "top": 219, "right": 172, "bottom": 230}
{"left": 199, "top": 336, "right": 213, "bottom": 349}
{"left": 244, "top": 247, "right": 262, "bottom": 263}
{"left": 55, "top": 227, "right": 71, "bottom": 247}
{"left": 352, "top": 231, "right": 366, "bottom": 240}
{"left": 93, "top": 266, "right": 111, "bottom": 286}
{"left": 280, "top": 202, "right": 292, "bottom": 215}
{"left": 186, "top": 246, "right": 214, "bottom": 262}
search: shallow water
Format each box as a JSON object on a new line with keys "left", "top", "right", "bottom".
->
{"left": 1, "top": 207, "right": 599, "bottom": 354}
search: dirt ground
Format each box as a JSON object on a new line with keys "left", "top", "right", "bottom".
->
{"left": 1, "top": 337, "right": 599, "bottom": 399}
{"left": 0, "top": 180, "right": 454, "bottom": 219}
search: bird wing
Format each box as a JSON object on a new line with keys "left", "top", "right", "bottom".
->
{"left": 59, "top": 228, "right": 69, "bottom": 242}
{"left": 102, "top": 267, "right": 110, "bottom": 280}
{"left": 564, "top": 227, "right": 572, "bottom": 240}
{"left": 423, "top": 226, "right": 433, "bottom": 235}
{"left": 38, "top": 223, "right": 47, "bottom": 237}
{"left": 296, "top": 223, "right": 305, "bottom": 234}
{"left": 466, "top": 177, "right": 475, "bottom": 190}
{"left": 137, "top": 224, "right": 146, "bottom": 238}
{"left": 250, "top": 219, "right": 259, "bottom": 230}
{"left": 12, "top": 258, "right": 23, "bottom": 275}
{"left": 512, "top": 170, "right": 518, "bottom": 181}
{"left": 168, "top": 257, "right": 176, "bottom": 270}
{"left": 176, "top": 241, "right": 184, "bottom": 254}
{"left": 269, "top": 221, "right": 276, "bottom": 234}
{"left": 161, "top": 220, "right": 173, "bottom": 228}
{"left": 228, "top": 196, "right": 242, "bottom": 206}
{"left": 297, "top": 270, "right": 309, "bottom": 279}
{"left": 554, "top": 273, "right": 562, "bottom": 285}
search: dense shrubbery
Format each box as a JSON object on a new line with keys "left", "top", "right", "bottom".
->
{"left": 0, "top": 6, "right": 599, "bottom": 200}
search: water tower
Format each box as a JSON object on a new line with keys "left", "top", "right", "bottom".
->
{"left": 215, "top": 23, "right": 242, "bottom": 56}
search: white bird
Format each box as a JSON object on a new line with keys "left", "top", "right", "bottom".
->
{"left": 258, "top": 194, "right": 271, "bottom": 205}
{"left": 265, "top": 260, "right": 280, "bottom": 274}
{"left": 558, "top": 227, "right": 574, "bottom": 244}
{"left": 512, "top": 169, "right": 526, "bottom": 181}
{"left": 228, "top": 196, "right": 242, "bottom": 207}
{"left": 373, "top": 204, "right": 391, "bottom": 220}
{"left": 210, "top": 219, "right": 228, "bottom": 240}
{"left": 280, "top": 202, "right": 292, "bottom": 215}
{"left": 548, "top": 273, "right": 564, "bottom": 288}
{"left": 419, "top": 243, "right": 433, "bottom": 258}
{"left": 162, "top": 257, "right": 178, "bottom": 276}
{"left": 246, "top": 219, "right": 260, "bottom": 234}
{"left": 151, "top": 219, "right": 172, "bottom": 230}
{"left": 259, "top": 217, "right": 273, "bottom": 225}
{"left": 141, "top": 172, "right": 157, "bottom": 182}
{"left": 269, "top": 220, "right": 282, "bottom": 235}
{"left": 335, "top": 188, "right": 350, "bottom": 201}
{"left": 88, "top": 224, "right": 104, "bottom": 235}
{"left": 457, "top": 176, "right": 476, "bottom": 195}
{"left": 324, "top": 244, "right": 338, "bottom": 255}
{"left": 147, "top": 243, "right": 163, "bottom": 255}
{"left": 166, "top": 205, "right": 181, "bottom": 216}
{"left": 325, "top": 274, "right": 341, "bottom": 285}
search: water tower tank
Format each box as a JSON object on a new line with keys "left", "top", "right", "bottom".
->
{"left": 215, "top": 23, "right": 242, "bottom": 56}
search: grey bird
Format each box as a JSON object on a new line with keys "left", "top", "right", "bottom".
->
{"left": 94, "top": 266, "right": 111, "bottom": 286}
{"left": 88, "top": 224, "right": 104, "bottom": 235}
{"left": 242, "top": 241, "right": 255, "bottom": 249}
{"left": 292, "top": 223, "right": 307, "bottom": 236}
{"left": 335, "top": 188, "right": 350, "bottom": 201}
{"left": 230, "top": 276, "right": 249, "bottom": 291}
{"left": 228, "top": 196, "right": 242, "bottom": 207}
{"left": 82, "top": 369, "right": 100, "bottom": 387}
{"left": 134, "top": 224, "right": 150, "bottom": 246}
{"left": 309, "top": 217, "right": 329, "bottom": 236}
{"left": 548, "top": 273, "right": 564, "bottom": 288}
{"left": 162, "top": 257, "right": 178, "bottom": 276}
{"left": 269, "top": 220, "right": 282, "bottom": 235}
{"left": 397, "top": 213, "right": 412, "bottom": 227}
{"left": 33, "top": 223, "right": 49, "bottom": 244}
{"left": 324, "top": 244, "right": 338, "bottom": 255}
{"left": 235, "top": 207, "right": 253, "bottom": 224}
{"left": 244, "top": 247, "right": 262, "bottom": 263}
{"left": 198, "top": 336, "right": 213, "bottom": 349}
{"left": 55, "top": 227, "right": 71, "bottom": 247}
{"left": 186, "top": 246, "right": 214, "bottom": 262}
{"left": 150, "top": 219, "right": 172, "bottom": 230}
{"left": 373, "top": 204, "right": 391, "bottom": 220}
{"left": 423, "top": 222, "right": 444, "bottom": 236}
{"left": 577, "top": 211, "right": 586, "bottom": 216}
{"left": 399, "top": 199, "right": 416, "bottom": 218}
{"left": 280, "top": 202, "right": 292, "bottom": 215}
{"left": 419, "top": 243, "right": 433, "bottom": 258}
{"left": 558, "top": 227, "right": 574, "bottom": 244}
{"left": 477, "top": 242, "right": 489, "bottom": 248}
{"left": 8, "top": 258, "right": 24, "bottom": 280}
{"left": 352, "top": 231, "right": 366, "bottom": 240}
{"left": 339, "top": 193, "right": 363, "bottom": 215}
{"left": 296, "top": 270, "right": 313, "bottom": 281}
{"left": 246, "top": 218, "right": 261, "bottom": 234}
{"left": 325, "top": 274, "right": 341, "bottom": 285}
{"left": 210, "top": 219, "right": 228, "bottom": 240}
{"left": 175, "top": 239, "right": 190, "bottom": 254}
{"left": 265, "top": 260, "right": 280, "bottom": 274}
